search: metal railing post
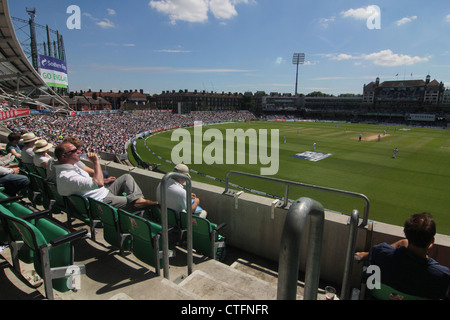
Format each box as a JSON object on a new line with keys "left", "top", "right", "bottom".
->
{"left": 340, "top": 209, "right": 359, "bottom": 300}
{"left": 160, "top": 172, "right": 193, "bottom": 279}
{"left": 277, "top": 197, "right": 325, "bottom": 300}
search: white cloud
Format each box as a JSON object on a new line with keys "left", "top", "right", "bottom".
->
{"left": 341, "top": 6, "right": 376, "bottom": 20}
{"left": 210, "top": 0, "right": 238, "bottom": 20}
{"left": 324, "top": 50, "right": 430, "bottom": 67}
{"left": 97, "top": 18, "right": 116, "bottom": 29}
{"left": 330, "top": 53, "right": 358, "bottom": 61}
{"left": 105, "top": 42, "right": 135, "bottom": 47}
{"left": 274, "top": 57, "right": 285, "bottom": 65}
{"left": 446, "top": 14, "right": 450, "bottom": 22}
{"left": 149, "top": 0, "right": 253, "bottom": 24}
{"left": 318, "top": 16, "right": 335, "bottom": 28}
{"left": 107, "top": 8, "right": 116, "bottom": 16}
{"left": 396, "top": 16, "right": 417, "bottom": 26}
{"left": 149, "top": 0, "right": 209, "bottom": 24}
{"left": 155, "top": 49, "right": 192, "bottom": 53}
{"left": 83, "top": 12, "right": 116, "bottom": 29}
{"left": 362, "top": 50, "right": 429, "bottom": 66}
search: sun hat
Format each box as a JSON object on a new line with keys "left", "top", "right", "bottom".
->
{"left": 33, "top": 139, "right": 53, "bottom": 153}
{"left": 21, "top": 132, "right": 39, "bottom": 143}
{"left": 173, "top": 163, "right": 191, "bottom": 178}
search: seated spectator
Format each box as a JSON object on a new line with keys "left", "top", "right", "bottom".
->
{"left": 0, "top": 160, "right": 29, "bottom": 196}
{"left": 6, "top": 132, "right": 22, "bottom": 158}
{"left": 356, "top": 212, "right": 450, "bottom": 300}
{"left": 156, "top": 164, "right": 207, "bottom": 218}
{"left": 0, "top": 153, "right": 15, "bottom": 167}
{"left": 54, "top": 142, "right": 158, "bottom": 212}
{"left": 33, "top": 139, "right": 53, "bottom": 169}
{"left": 47, "top": 136, "right": 94, "bottom": 182}
{"left": 62, "top": 136, "right": 96, "bottom": 177}
{"left": 20, "top": 132, "right": 39, "bottom": 164}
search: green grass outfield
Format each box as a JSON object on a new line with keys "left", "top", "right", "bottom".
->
{"left": 131, "top": 121, "right": 450, "bottom": 236}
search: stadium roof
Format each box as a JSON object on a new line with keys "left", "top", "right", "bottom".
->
{"left": 0, "top": 0, "right": 69, "bottom": 111}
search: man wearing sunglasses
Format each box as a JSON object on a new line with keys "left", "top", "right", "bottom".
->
{"left": 54, "top": 142, "right": 158, "bottom": 212}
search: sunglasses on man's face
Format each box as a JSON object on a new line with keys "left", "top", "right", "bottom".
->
{"left": 64, "top": 149, "right": 79, "bottom": 155}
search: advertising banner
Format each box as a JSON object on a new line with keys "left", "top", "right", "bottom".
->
{"left": 38, "top": 55, "right": 69, "bottom": 88}
{"left": 0, "top": 108, "right": 30, "bottom": 121}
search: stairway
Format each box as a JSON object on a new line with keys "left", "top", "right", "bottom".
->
{"left": 151, "top": 258, "right": 307, "bottom": 300}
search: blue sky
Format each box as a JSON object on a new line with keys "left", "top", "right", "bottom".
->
{"left": 9, "top": 0, "right": 450, "bottom": 96}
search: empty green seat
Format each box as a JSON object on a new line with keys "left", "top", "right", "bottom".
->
{"left": 118, "top": 209, "right": 168, "bottom": 275}
{"left": 88, "top": 197, "right": 130, "bottom": 252}
{"left": 0, "top": 193, "right": 42, "bottom": 263}
{"left": 0, "top": 204, "right": 87, "bottom": 300}
{"left": 180, "top": 211, "right": 226, "bottom": 261}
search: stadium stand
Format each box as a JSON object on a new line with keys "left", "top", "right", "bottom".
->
{"left": 5, "top": 111, "right": 257, "bottom": 155}
{"left": 0, "top": 0, "right": 448, "bottom": 301}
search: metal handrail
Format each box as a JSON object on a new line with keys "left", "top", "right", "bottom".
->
{"left": 340, "top": 209, "right": 359, "bottom": 300}
{"left": 160, "top": 172, "right": 193, "bottom": 279}
{"left": 224, "top": 170, "right": 370, "bottom": 227}
{"left": 277, "top": 197, "right": 324, "bottom": 300}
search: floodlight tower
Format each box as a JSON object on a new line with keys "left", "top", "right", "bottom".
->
{"left": 26, "top": 8, "right": 38, "bottom": 71}
{"left": 293, "top": 53, "right": 305, "bottom": 96}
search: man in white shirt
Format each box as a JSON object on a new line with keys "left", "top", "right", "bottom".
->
{"left": 156, "top": 164, "right": 207, "bottom": 218}
{"left": 54, "top": 142, "right": 158, "bottom": 212}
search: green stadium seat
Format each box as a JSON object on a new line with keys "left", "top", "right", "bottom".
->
{"left": 27, "top": 172, "right": 45, "bottom": 207}
{"left": 0, "top": 192, "right": 66, "bottom": 266}
{"left": 21, "top": 162, "right": 37, "bottom": 175}
{"left": 65, "top": 194, "right": 100, "bottom": 241}
{"left": 42, "top": 179, "right": 66, "bottom": 215}
{"left": 34, "top": 165, "right": 47, "bottom": 179}
{"left": 87, "top": 197, "right": 131, "bottom": 253}
{"left": 118, "top": 209, "right": 169, "bottom": 275}
{"left": 150, "top": 205, "right": 180, "bottom": 229}
{"left": 180, "top": 211, "right": 226, "bottom": 261}
{"left": 0, "top": 203, "right": 87, "bottom": 300}
{"left": 17, "top": 167, "right": 40, "bottom": 206}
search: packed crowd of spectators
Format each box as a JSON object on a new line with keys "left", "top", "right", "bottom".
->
{"left": 0, "top": 103, "right": 22, "bottom": 111}
{"left": 4, "top": 110, "right": 257, "bottom": 155}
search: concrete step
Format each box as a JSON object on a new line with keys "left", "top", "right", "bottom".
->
{"left": 130, "top": 277, "right": 204, "bottom": 300}
{"left": 179, "top": 259, "right": 282, "bottom": 299}
{"left": 230, "top": 258, "right": 305, "bottom": 299}
{"left": 231, "top": 258, "right": 332, "bottom": 300}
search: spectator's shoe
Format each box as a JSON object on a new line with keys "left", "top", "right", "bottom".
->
{"left": 133, "top": 198, "right": 159, "bottom": 210}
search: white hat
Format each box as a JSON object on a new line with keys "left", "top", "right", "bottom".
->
{"left": 173, "top": 163, "right": 190, "bottom": 178}
{"left": 33, "top": 139, "right": 53, "bottom": 153}
{"left": 21, "top": 132, "right": 39, "bottom": 143}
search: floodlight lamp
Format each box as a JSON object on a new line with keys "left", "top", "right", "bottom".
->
{"left": 292, "top": 53, "right": 305, "bottom": 65}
